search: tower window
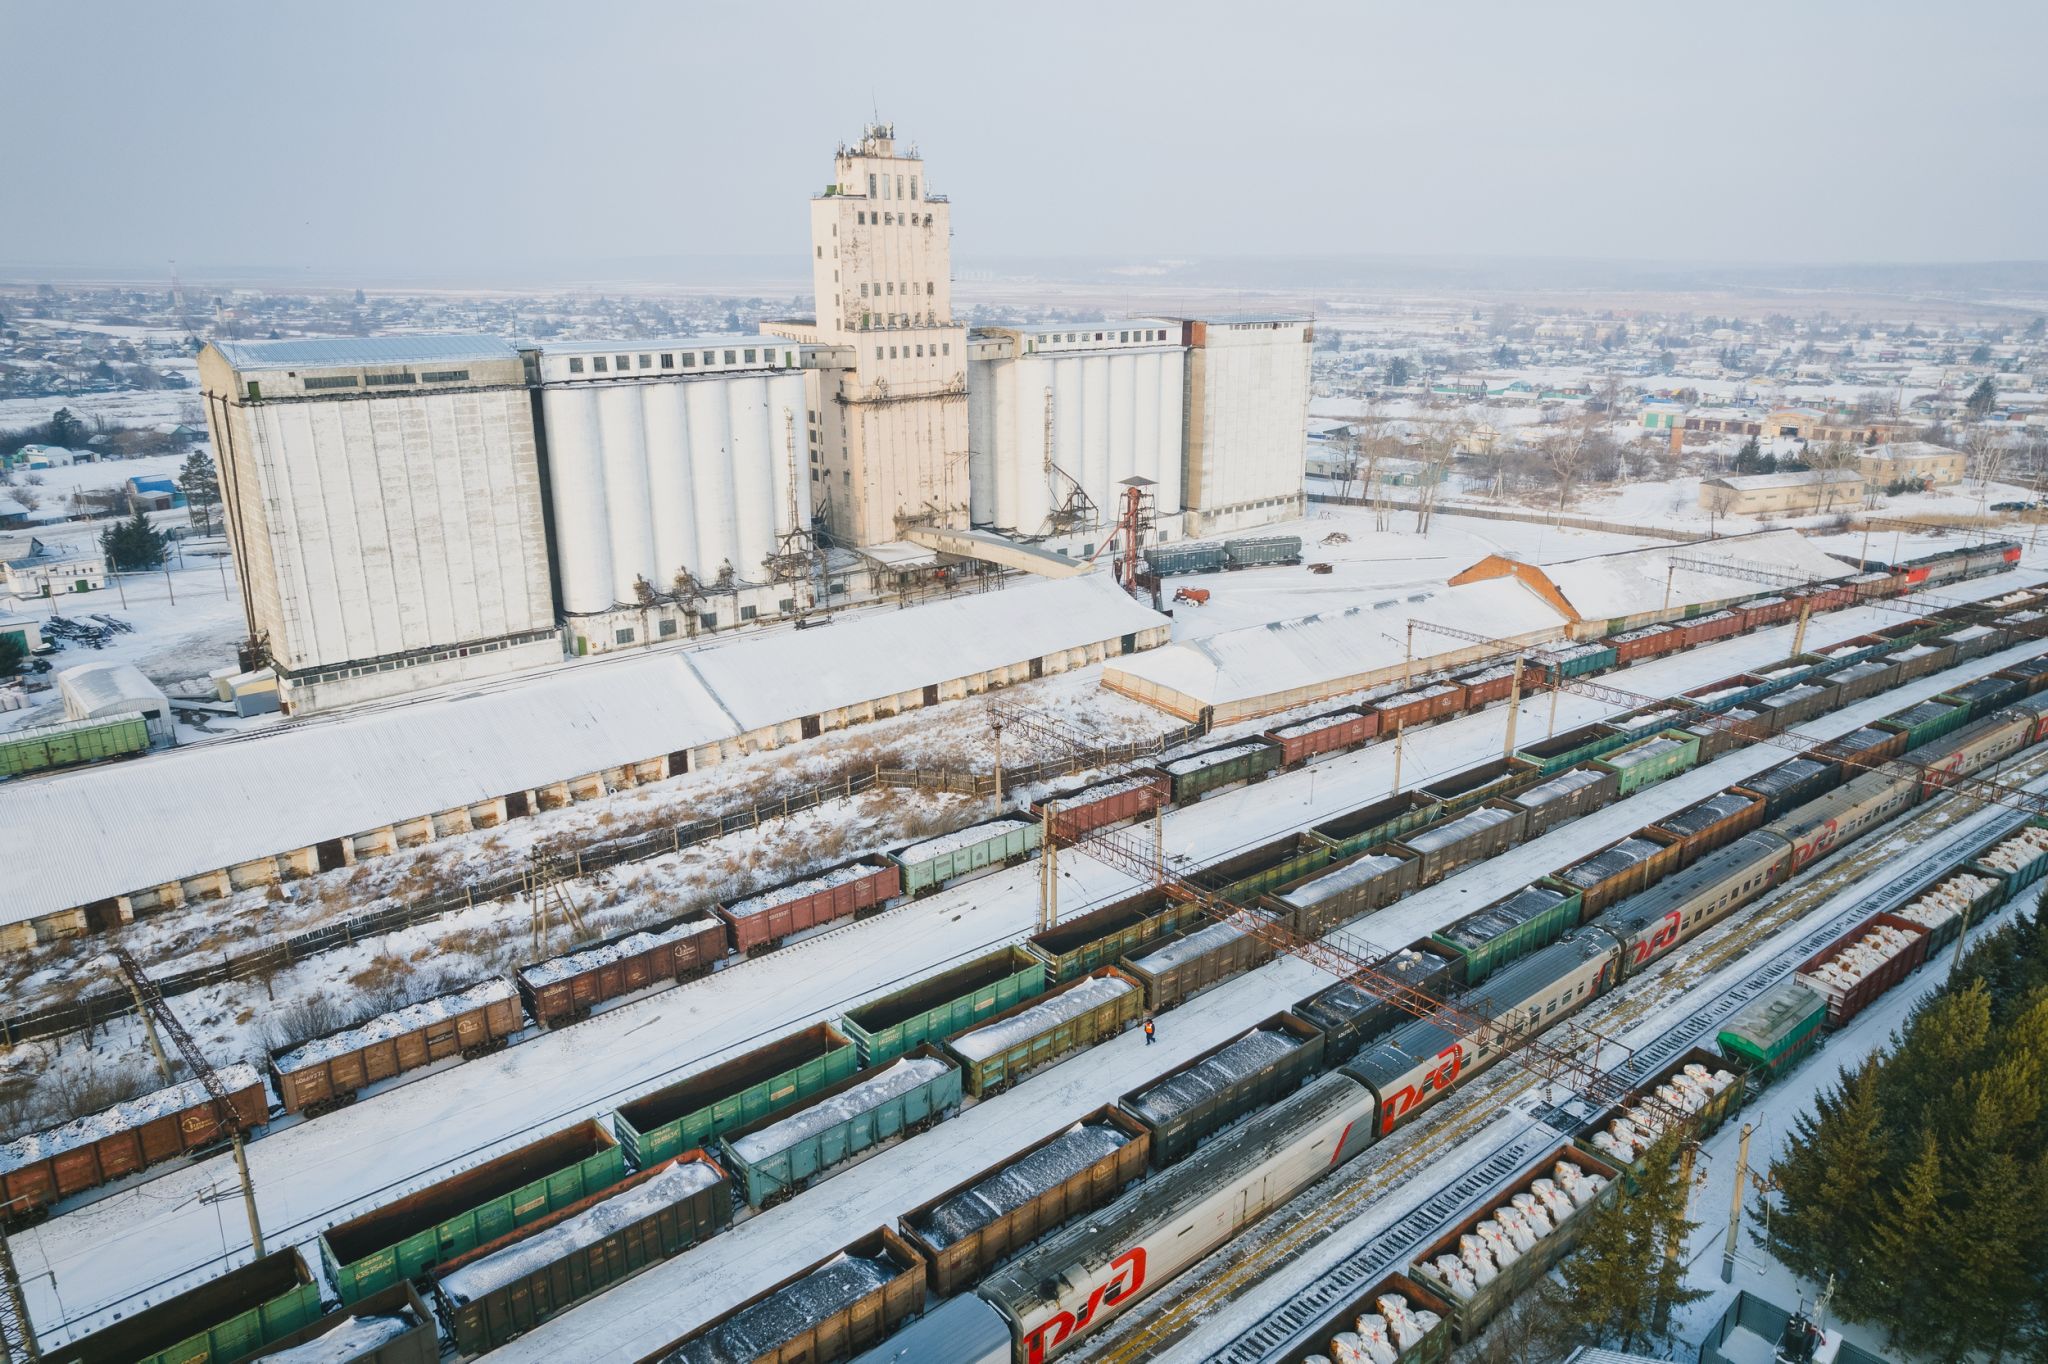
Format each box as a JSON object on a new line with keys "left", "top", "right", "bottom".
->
{"left": 724, "top": 350, "right": 736, "bottom": 364}
{"left": 593, "top": 356, "right": 608, "bottom": 372}
{"left": 816, "top": 246, "right": 822, "bottom": 258}
{"left": 681, "top": 353, "right": 695, "bottom": 367}
{"left": 910, "top": 176, "right": 918, "bottom": 199}
{"left": 868, "top": 173, "right": 876, "bottom": 196}
{"left": 915, "top": 345, "right": 923, "bottom": 357}
{"left": 860, "top": 283, "right": 868, "bottom": 296}
{"left": 568, "top": 357, "right": 584, "bottom": 373}
{"left": 638, "top": 354, "right": 652, "bottom": 368}
{"left": 744, "top": 348, "right": 757, "bottom": 363}
{"left": 926, "top": 282, "right": 934, "bottom": 295}
{"left": 857, "top": 211, "right": 865, "bottom": 225}
{"left": 702, "top": 351, "right": 715, "bottom": 365}
{"left": 660, "top": 353, "right": 674, "bottom": 368}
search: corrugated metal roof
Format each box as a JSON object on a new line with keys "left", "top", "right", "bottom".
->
{"left": 210, "top": 336, "right": 520, "bottom": 370}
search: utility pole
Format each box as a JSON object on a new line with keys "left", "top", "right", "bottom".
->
{"left": 1501, "top": 657, "right": 1524, "bottom": 759}
{"left": 1390, "top": 723, "right": 1406, "bottom": 795}
{"left": 1791, "top": 598, "right": 1813, "bottom": 657}
{"left": 1037, "top": 805, "right": 1058, "bottom": 933}
{"left": 1657, "top": 1139, "right": 1701, "bottom": 1332}
{"left": 105, "top": 946, "right": 263, "bottom": 1259}
{"left": 0, "top": 1226, "right": 37, "bottom": 1363}
{"left": 527, "top": 851, "right": 589, "bottom": 954}
{"left": 1722, "top": 1122, "right": 1754, "bottom": 1284}
{"left": 991, "top": 710, "right": 1005, "bottom": 808}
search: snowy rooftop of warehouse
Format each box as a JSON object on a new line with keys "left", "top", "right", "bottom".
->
{"left": 1514, "top": 530, "right": 1852, "bottom": 622}
{"left": 1103, "top": 577, "right": 1567, "bottom": 707}
{"left": 0, "top": 574, "right": 1163, "bottom": 928}
{"left": 210, "top": 335, "right": 522, "bottom": 370}
{"left": 688, "top": 573, "right": 1165, "bottom": 730}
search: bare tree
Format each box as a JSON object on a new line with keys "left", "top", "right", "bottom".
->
{"left": 1413, "top": 418, "right": 1467, "bottom": 535}
{"left": 1965, "top": 424, "right": 2014, "bottom": 494}
{"left": 1806, "top": 439, "right": 1861, "bottom": 514}
{"left": 1538, "top": 409, "right": 1597, "bottom": 524}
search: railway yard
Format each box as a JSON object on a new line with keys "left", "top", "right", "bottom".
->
{"left": 7, "top": 542, "right": 2048, "bottom": 1364}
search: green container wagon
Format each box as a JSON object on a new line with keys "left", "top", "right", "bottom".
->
{"left": 944, "top": 966, "right": 1144, "bottom": 1096}
{"left": 46, "top": 1248, "right": 322, "bottom": 1364}
{"left": 613, "top": 1022, "right": 859, "bottom": 1168}
{"left": 1310, "top": 791, "right": 1443, "bottom": 859}
{"left": 1589, "top": 729, "right": 1700, "bottom": 798}
{"left": 1429, "top": 882, "right": 1583, "bottom": 985}
{"left": 1967, "top": 816, "right": 2048, "bottom": 899}
{"left": 840, "top": 946, "right": 1046, "bottom": 1065}
{"left": 1542, "top": 641, "right": 1617, "bottom": 679}
{"left": 1025, "top": 888, "right": 1203, "bottom": 984}
{"left": 1515, "top": 721, "right": 1632, "bottom": 776}
{"left": 892, "top": 814, "right": 1041, "bottom": 897}
{"left": 1877, "top": 699, "right": 1969, "bottom": 752}
{"left": 0, "top": 712, "right": 150, "bottom": 778}
{"left": 1189, "top": 830, "right": 1333, "bottom": 905}
{"left": 718, "top": 1045, "right": 963, "bottom": 1206}
{"left": 1717, "top": 979, "right": 1828, "bottom": 1081}
{"left": 1222, "top": 535, "right": 1303, "bottom": 568}
{"left": 320, "top": 1118, "right": 628, "bottom": 1303}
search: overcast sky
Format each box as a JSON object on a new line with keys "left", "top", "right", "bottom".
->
{"left": 3, "top": 1, "right": 2042, "bottom": 277}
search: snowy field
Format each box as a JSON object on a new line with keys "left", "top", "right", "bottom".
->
{"left": 16, "top": 580, "right": 2036, "bottom": 1350}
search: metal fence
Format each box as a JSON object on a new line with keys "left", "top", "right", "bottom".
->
{"left": 1, "top": 720, "right": 1205, "bottom": 1050}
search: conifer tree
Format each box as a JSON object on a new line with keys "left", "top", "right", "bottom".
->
{"left": 1765, "top": 1061, "right": 1886, "bottom": 1284}
{"left": 1858, "top": 1133, "right": 1948, "bottom": 1352}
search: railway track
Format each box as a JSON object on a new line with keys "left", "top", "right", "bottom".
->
{"left": 1094, "top": 761, "right": 2048, "bottom": 1364}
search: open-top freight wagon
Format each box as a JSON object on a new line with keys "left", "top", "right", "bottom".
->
{"left": 1030, "top": 772, "right": 1171, "bottom": 842}
{"left": 613, "top": 1022, "right": 861, "bottom": 1169}
{"left": 248, "top": 1280, "right": 438, "bottom": 1364}
{"left": 270, "top": 978, "right": 523, "bottom": 1117}
{"left": 517, "top": 914, "right": 727, "bottom": 1026}
{"left": 45, "top": 1248, "right": 324, "bottom": 1364}
{"left": 841, "top": 946, "right": 1047, "bottom": 1065}
{"left": 1024, "top": 887, "right": 1203, "bottom": 984}
{"left": 944, "top": 968, "right": 1143, "bottom": 1097}
{"left": 657, "top": 1226, "right": 929, "bottom": 1364}
{"left": 892, "top": 816, "right": 1042, "bottom": 897}
{"left": 716, "top": 854, "right": 901, "bottom": 954}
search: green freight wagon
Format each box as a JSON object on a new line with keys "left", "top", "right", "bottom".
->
{"left": 840, "top": 946, "right": 1046, "bottom": 1065}
{"left": 433, "top": 1153, "right": 732, "bottom": 1355}
{"left": 891, "top": 814, "right": 1041, "bottom": 897}
{"left": 1430, "top": 882, "right": 1583, "bottom": 985}
{"left": 320, "top": 1118, "right": 628, "bottom": 1303}
{"left": 0, "top": 712, "right": 150, "bottom": 778}
{"left": 718, "top": 1045, "right": 963, "bottom": 1206}
{"left": 1941, "top": 677, "right": 2026, "bottom": 724}
{"left": 1189, "top": 830, "right": 1334, "bottom": 905}
{"left": 1222, "top": 535, "right": 1303, "bottom": 568}
{"left": 1144, "top": 541, "right": 1228, "bottom": 576}
{"left": 1025, "top": 888, "right": 1203, "bottom": 984}
{"left": 1514, "top": 721, "right": 1632, "bottom": 776}
{"left": 1310, "top": 791, "right": 1443, "bottom": 859}
{"left": 1589, "top": 729, "right": 1700, "bottom": 798}
{"left": 1967, "top": 817, "right": 2048, "bottom": 901}
{"left": 1417, "top": 755, "right": 1544, "bottom": 816}
{"left": 613, "top": 1022, "right": 859, "bottom": 1168}
{"left": 45, "top": 1248, "right": 322, "bottom": 1364}
{"left": 1878, "top": 699, "right": 1969, "bottom": 752}
{"left": 246, "top": 1281, "right": 437, "bottom": 1364}
{"left": 1161, "top": 739, "right": 1284, "bottom": 802}
{"left": 1541, "top": 641, "right": 1617, "bottom": 679}
{"left": 1717, "top": 979, "right": 1828, "bottom": 1081}
{"left": 944, "top": 967, "right": 1144, "bottom": 1096}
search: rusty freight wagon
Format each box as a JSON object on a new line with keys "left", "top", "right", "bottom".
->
{"left": 1753, "top": 680, "right": 1838, "bottom": 734}
{"left": 657, "top": 1226, "right": 927, "bottom": 1364}
{"left": 1733, "top": 756, "right": 1841, "bottom": 819}
{"left": 1649, "top": 790, "right": 1766, "bottom": 868}
{"left": 1808, "top": 725, "right": 1910, "bottom": 781}
{"left": 1609, "top": 623, "right": 1683, "bottom": 664}
{"left": 716, "top": 854, "right": 901, "bottom": 955}
{"left": 1885, "top": 639, "right": 1958, "bottom": 685}
{"left": 46, "top": 1248, "right": 324, "bottom": 1364}
{"left": 1575, "top": 1048, "right": 1746, "bottom": 1180}
{"left": 1504, "top": 765, "right": 1617, "bottom": 839}
{"left": 1372, "top": 682, "right": 1465, "bottom": 733}
{"left": 1024, "top": 887, "right": 1203, "bottom": 984}
{"left": 943, "top": 968, "right": 1142, "bottom": 1096}
{"left": 841, "top": 946, "right": 1046, "bottom": 1065}
{"left": 320, "top": 1118, "right": 628, "bottom": 1302}
{"left": 1265, "top": 846, "right": 1421, "bottom": 938}
{"left": 613, "top": 1022, "right": 860, "bottom": 1168}
{"left": 1265, "top": 707, "right": 1378, "bottom": 765}
{"left": 1675, "top": 608, "right": 1743, "bottom": 649}
{"left": 247, "top": 1281, "right": 438, "bottom": 1364}
{"left": 1794, "top": 912, "right": 1931, "bottom": 1028}
{"left": 1272, "top": 1271, "right": 1455, "bottom": 1364}
{"left": 1454, "top": 661, "right": 1545, "bottom": 710}
{"left": 899, "top": 1107, "right": 1151, "bottom": 1295}
{"left": 270, "top": 979, "right": 523, "bottom": 1117}
{"left": 1031, "top": 772, "right": 1171, "bottom": 842}
{"left": 1122, "top": 916, "right": 1279, "bottom": 1012}
{"left": 1941, "top": 622, "right": 2007, "bottom": 663}
{"left": 1120, "top": 1013, "right": 1326, "bottom": 1166}
{"left": 433, "top": 1153, "right": 733, "bottom": 1355}
{"left": 1684, "top": 708, "right": 1768, "bottom": 763}
{"left": 1391, "top": 801, "right": 1527, "bottom": 886}
{"left": 517, "top": 914, "right": 727, "bottom": 1026}
{"left": 1, "top": 1063, "right": 266, "bottom": 1224}
{"left": 1553, "top": 830, "right": 1683, "bottom": 918}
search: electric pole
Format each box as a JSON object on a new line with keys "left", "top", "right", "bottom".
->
{"left": 0, "top": 1226, "right": 37, "bottom": 1363}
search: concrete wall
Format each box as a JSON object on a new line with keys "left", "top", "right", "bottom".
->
{"left": 1178, "top": 319, "right": 1312, "bottom": 535}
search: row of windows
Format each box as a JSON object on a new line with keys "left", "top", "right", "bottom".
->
{"left": 296, "top": 630, "right": 556, "bottom": 685}
{"left": 565, "top": 349, "right": 782, "bottom": 375}
{"left": 1039, "top": 329, "right": 1172, "bottom": 345}
{"left": 855, "top": 210, "right": 934, "bottom": 228}
{"left": 297, "top": 367, "right": 467, "bottom": 392}
{"left": 874, "top": 343, "right": 950, "bottom": 360}
{"left": 364, "top": 371, "right": 415, "bottom": 387}
{"left": 302, "top": 375, "right": 359, "bottom": 390}
{"left": 859, "top": 281, "right": 935, "bottom": 298}
{"left": 419, "top": 369, "right": 470, "bottom": 383}
{"left": 850, "top": 312, "right": 939, "bottom": 331}
{"left": 865, "top": 171, "right": 918, "bottom": 201}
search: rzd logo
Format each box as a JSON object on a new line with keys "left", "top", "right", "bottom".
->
{"left": 1024, "top": 1247, "right": 1147, "bottom": 1363}
{"left": 1378, "top": 1044, "right": 1463, "bottom": 1134}
{"left": 1631, "top": 910, "right": 1682, "bottom": 967}
{"left": 1796, "top": 818, "right": 1839, "bottom": 869}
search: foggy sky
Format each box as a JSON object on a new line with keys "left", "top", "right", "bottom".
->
{"left": 3, "top": 0, "right": 2042, "bottom": 278}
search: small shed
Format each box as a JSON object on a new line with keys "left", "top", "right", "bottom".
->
{"left": 58, "top": 661, "right": 173, "bottom": 743}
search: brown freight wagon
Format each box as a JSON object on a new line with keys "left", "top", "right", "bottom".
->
{"left": 716, "top": 854, "right": 902, "bottom": 956}
{"left": 1794, "top": 912, "right": 1931, "bottom": 1028}
{"left": 517, "top": 914, "right": 727, "bottom": 1026}
{"left": 1390, "top": 799, "right": 1528, "bottom": 887}
{"left": 1122, "top": 915, "right": 1280, "bottom": 1012}
{"left": 655, "top": 1225, "right": 926, "bottom": 1364}
{"left": 1031, "top": 771, "right": 1172, "bottom": 842}
{"left": 1454, "top": 661, "right": 1546, "bottom": 710}
{"left": 1824, "top": 658, "right": 1900, "bottom": 708}
{"left": 1552, "top": 829, "right": 1684, "bottom": 918}
{"left": 1685, "top": 707, "right": 1768, "bottom": 763}
{"left": 1884, "top": 638, "right": 1958, "bottom": 684}
{"left": 1650, "top": 790, "right": 1766, "bottom": 868}
{"left": 1417, "top": 755, "right": 1543, "bottom": 816}
{"left": 898, "top": 1105, "right": 1151, "bottom": 1295}
{"left": 1675, "top": 609, "right": 1743, "bottom": 649}
{"left": 1, "top": 1063, "right": 268, "bottom": 1224}
{"left": 1505, "top": 765, "right": 1618, "bottom": 840}
{"left": 1998, "top": 656, "right": 2048, "bottom": 696}
{"left": 1738, "top": 594, "right": 1796, "bottom": 629}
{"left": 1610, "top": 624, "right": 1683, "bottom": 664}
{"left": 1753, "top": 680, "right": 1839, "bottom": 734}
{"left": 1372, "top": 681, "right": 1466, "bottom": 733}
{"left": 270, "top": 979, "right": 524, "bottom": 1116}
{"left": 1809, "top": 725, "right": 1911, "bottom": 779}
{"left": 1264, "top": 707, "right": 1378, "bottom": 766}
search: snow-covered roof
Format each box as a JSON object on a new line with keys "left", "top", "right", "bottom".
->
{"left": 689, "top": 574, "right": 1164, "bottom": 730}
{"left": 1705, "top": 470, "right": 1863, "bottom": 491}
{"left": 210, "top": 335, "right": 521, "bottom": 371}
{"left": 1530, "top": 531, "right": 1851, "bottom": 622}
{"left": 57, "top": 662, "right": 167, "bottom": 721}
{"left": 1104, "top": 578, "right": 1567, "bottom": 708}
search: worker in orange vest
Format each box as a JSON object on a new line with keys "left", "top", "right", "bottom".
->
{"left": 1144, "top": 1017, "right": 1156, "bottom": 1045}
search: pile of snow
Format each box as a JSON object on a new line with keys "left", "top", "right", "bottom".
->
{"left": 1304, "top": 1290, "right": 1442, "bottom": 1364}
{"left": 1129, "top": 920, "right": 1250, "bottom": 974}
{"left": 260, "top": 1312, "right": 416, "bottom": 1363}
{"left": 1896, "top": 873, "right": 1998, "bottom": 933}
{"left": 1556, "top": 836, "right": 1660, "bottom": 887}
{"left": 897, "top": 817, "right": 1034, "bottom": 864}
{"left": 1605, "top": 735, "right": 1685, "bottom": 770}
{"left": 948, "top": 977, "right": 1134, "bottom": 1063}
{"left": 1976, "top": 824, "right": 2048, "bottom": 877}
{"left": 914, "top": 1121, "right": 1131, "bottom": 1247}
{"left": 728, "top": 1057, "right": 949, "bottom": 1164}
{"left": 1127, "top": 1026, "right": 1300, "bottom": 1125}
{"left": 521, "top": 919, "right": 713, "bottom": 987}
{"left": 439, "top": 1160, "right": 721, "bottom": 1303}
{"left": 1801, "top": 924, "right": 1920, "bottom": 993}
{"left": 674, "top": 1250, "right": 896, "bottom": 1364}
{"left": 1400, "top": 805, "right": 1515, "bottom": 855}
{"left": 1587, "top": 1061, "right": 1738, "bottom": 1164}
{"left": 0, "top": 1063, "right": 262, "bottom": 1172}
{"left": 1164, "top": 743, "right": 1270, "bottom": 776}
{"left": 1273, "top": 712, "right": 1363, "bottom": 741}
{"left": 1279, "top": 853, "right": 1405, "bottom": 910}
{"left": 1511, "top": 768, "right": 1605, "bottom": 808}
{"left": 272, "top": 980, "right": 517, "bottom": 1075}
{"left": 724, "top": 863, "right": 879, "bottom": 919}
{"left": 1427, "top": 1162, "right": 1607, "bottom": 1302}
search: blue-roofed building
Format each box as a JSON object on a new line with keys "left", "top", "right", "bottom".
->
{"left": 125, "top": 475, "right": 184, "bottom": 511}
